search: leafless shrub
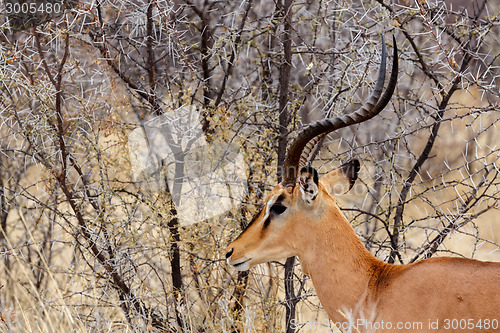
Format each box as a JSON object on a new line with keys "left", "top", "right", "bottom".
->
{"left": 0, "top": 0, "right": 498, "bottom": 331}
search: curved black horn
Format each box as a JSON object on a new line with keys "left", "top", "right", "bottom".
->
{"left": 282, "top": 35, "right": 398, "bottom": 186}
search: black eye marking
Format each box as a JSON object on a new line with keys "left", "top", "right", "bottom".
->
{"left": 262, "top": 195, "right": 288, "bottom": 230}
{"left": 270, "top": 204, "right": 287, "bottom": 215}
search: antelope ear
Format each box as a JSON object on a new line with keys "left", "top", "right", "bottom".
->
{"left": 321, "top": 159, "right": 360, "bottom": 196}
{"left": 299, "top": 167, "right": 319, "bottom": 205}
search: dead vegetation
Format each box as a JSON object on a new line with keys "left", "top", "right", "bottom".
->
{"left": 0, "top": 0, "right": 499, "bottom": 331}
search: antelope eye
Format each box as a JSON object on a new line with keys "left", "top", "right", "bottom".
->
{"left": 270, "top": 204, "right": 287, "bottom": 215}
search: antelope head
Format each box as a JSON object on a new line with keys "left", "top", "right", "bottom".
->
{"left": 226, "top": 36, "right": 398, "bottom": 271}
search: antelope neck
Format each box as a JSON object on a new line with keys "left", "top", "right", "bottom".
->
{"left": 296, "top": 199, "right": 386, "bottom": 322}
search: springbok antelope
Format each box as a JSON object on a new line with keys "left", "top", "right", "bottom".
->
{"left": 226, "top": 37, "right": 500, "bottom": 332}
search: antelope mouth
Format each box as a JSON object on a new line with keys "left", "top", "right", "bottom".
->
{"left": 227, "top": 258, "right": 251, "bottom": 271}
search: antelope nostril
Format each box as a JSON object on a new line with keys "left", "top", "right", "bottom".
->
{"left": 225, "top": 248, "right": 234, "bottom": 259}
